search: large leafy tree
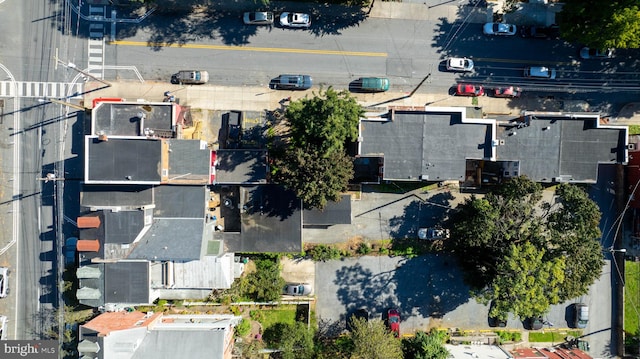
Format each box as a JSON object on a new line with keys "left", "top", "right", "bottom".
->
{"left": 271, "top": 88, "right": 363, "bottom": 209}
{"left": 245, "top": 258, "right": 286, "bottom": 302}
{"left": 349, "top": 317, "right": 403, "bottom": 359}
{"left": 402, "top": 329, "right": 449, "bottom": 359}
{"left": 263, "top": 322, "right": 314, "bottom": 359}
{"left": 558, "top": 0, "right": 640, "bottom": 49}
{"left": 450, "top": 177, "right": 604, "bottom": 318}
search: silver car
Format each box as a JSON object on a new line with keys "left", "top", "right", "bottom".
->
{"left": 283, "top": 283, "right": 313, "bottom": 296}
{"left": 243, "top": 11, "right": 274, "bottom": 25}
{"left": 483, "top": 22, "right": 517, "bottom": 36}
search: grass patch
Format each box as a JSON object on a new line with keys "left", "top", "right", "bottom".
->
{"left": 495, "top": 330, "right": 521, "bottom": 343}
{"left": 629, "top": 125, "right": 640, "bottom": 136}
{"left": 528, "top": 330, "right": 582, "bottom": 342}
{"left": 258, "top": 305, "right": 298, "bottom": 329}
{"left": 626, "top": 261, "right": 640, "bottom": 336}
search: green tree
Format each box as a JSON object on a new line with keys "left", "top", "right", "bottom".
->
{"left": 272, "top": 147, "right": 353, "bottom": 210}
{"left": 263, "top": 322, "right": 314, "bottom": 359}
{"left": 271, "top": 87, "right": 362, "bottom": 210}
{"left": 285, "top": 87, "right": 361, "bottom": 155}
{"left": 482, "top": 242, "right": 565, "bottom": 319}
{"left": 349, "top": 317, "right": 403, "bottom": 359}
{"left": 245, "top": 259, "right": 286, "bottom": 302}
{"left": 402, "top": 329, "right": 449, "bottom": 359}
{"left": 558, "top": 0, "right": 640, "bottom": 49}
{"left": 450, "top": 176, "right": 604, "bottom": 317}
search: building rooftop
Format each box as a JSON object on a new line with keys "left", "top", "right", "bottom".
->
{"left": 92, "top": 101, "right": 174, "bottom": 137}
{"left": 214, "top": 149, "right": 268, "bottom": 184}
{"left": 85, "top": 137, "right": 163, "bottom": 184}
{"left": 359, "top": 108, "right": 495, "bottom": 182}
{"left": 222, "top": 185, "right": 302, "bottom": 253}
{"left": 497, "top": 113, "right": 627, "bottom": 183}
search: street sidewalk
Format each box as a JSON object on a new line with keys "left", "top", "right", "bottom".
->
{"left": 82, "top": 80, "right": 539, "bottom": 118}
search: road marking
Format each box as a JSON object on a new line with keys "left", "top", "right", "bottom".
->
{"left": 88, "top": 13, "right": 106, "bottom": 79}
{"left": 0, "top": 81, "right": 83, "bottom": 99}
{"left": 111, "top": 40, "right": 388, "bottom": 57}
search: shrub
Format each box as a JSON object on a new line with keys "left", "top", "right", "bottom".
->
{"left": 236, "top": 319, "right": 251, "bottom": 337}
{"left": 357, "top": 242, "right": 371, "bottom": 255}
{"left": 250, "top": 310, "right": 264, "bottom": 322}
{"left": 230, "top": 306, "right": 242, "bottom": 316}
{"left": 309, "top": 244, "right": 342, "bottom": 262}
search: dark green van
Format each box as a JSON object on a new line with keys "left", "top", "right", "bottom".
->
{"left": 359, "top": 77, "right": 390, "bottom": 92}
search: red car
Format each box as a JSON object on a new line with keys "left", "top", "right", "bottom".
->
{"left": 387, "top": 309, "right": 400, "bottom": 337}
{"left": 455, "top": 83, "right": 484, "bottom": 97}
{"left": 494, "top": 86, "right": 522, "bottom": 98}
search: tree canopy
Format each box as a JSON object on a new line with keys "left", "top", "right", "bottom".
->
{"left": 263, "top": 322, "right": 314, "bottom": 359}
{"left": 245, "top": 258, "right": 286, "bottom": 302}
{"left": 348, "top": 317, "right": 403, "bottom": 359}
{"left": 450, "top": 177, "right": 604, "bottom": 319}
{"left": 271, "top": 87, "right": 362, "bottom": 210}
{"left": 558, "top": 0, "right": 640, "bottom": 49}
{"left": 402, "top": 329, "right": 449, "bottom": 359}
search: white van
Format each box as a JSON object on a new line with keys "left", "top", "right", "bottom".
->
{"left": 524, "top": 66, "right": 556, "bottom": 79}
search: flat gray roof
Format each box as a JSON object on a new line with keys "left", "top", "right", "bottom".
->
{"left": 86, "top": 137, "right": 162, "bottom": 184}
{"left": 360, "top": 109, "right": 493, "bottom": 181}
{"left": 498, "top": 114, "right": 626, "bottom": 182}
{"left": 166, "top": 140, "right": 211, "bottom": 184}
{"left": 223, "top": 185, "right": 302, "bottom": 253}
{"left": 129, "top": 218, "right": 209, "bottom": 261}
{"left": 215, "top": 150, "right": 268, "bottom": 184}
{"left": 81, "top": 185, "right": 154, "bottom": 208}
{"left": 303, "top": 195, "right": 352, "bottom": 226}
{"left": 104, "top": 261, "right": 150, "bottom": 304}
{"left": 92, "top": 102, "right": 173, "bottom": 137}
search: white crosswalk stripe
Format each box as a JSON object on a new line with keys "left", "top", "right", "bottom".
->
{"left": 87, "top": 7, "right": 106, "bottom": 79}
{"left": 0, "top": 81, "right": 83, "bottom": 99}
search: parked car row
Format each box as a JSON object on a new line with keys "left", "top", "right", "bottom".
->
{"left": 455, "top": 84, "right": 522, "bottom": 98}
{"left": 243, "top": 11, "right": 311, "bottom": 28}
{"left": 489, "top": 301, "right": 589, "bottom": 330}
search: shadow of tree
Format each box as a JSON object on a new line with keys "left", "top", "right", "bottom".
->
{"left": 333, "top": 255, "right": 470, "bottom": 331}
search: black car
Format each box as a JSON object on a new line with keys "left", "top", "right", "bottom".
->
{"left": 223, "top": 111, "right": 242, "bottom": 149}
{"left": 520, "top": 24, "right": 559, "bottom": 39}
{"left": 525, "top": 316, "right": 544, "bottom": 330}
{"left": 488, "top": 301, "right": 507, "bottom": 327}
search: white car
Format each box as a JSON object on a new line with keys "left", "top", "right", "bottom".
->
{"left": 0, "top": 268, "right": 7, "bottom": 298}
{"left": 483, "top": 22, "right": 517, "bottom": 36}
{"left": 283, "top": 283, "right": 313, "bottom": 296}
{"left": 418, "top": 228, "right": 450, "bottom": 240}
{"left": 446, "top": 57, "right": 474, "bottom": 72}
{"left": 580, "top": 47, "right": 614, "bottom": 59}
{"left": 0, "top": 316, "right": 6, "bottom": 340}
{"left": 279, "top": 12, "right": 311, "bottom": 28}
{"left": 243, "top": 11, "right": 274, "bottom": 25}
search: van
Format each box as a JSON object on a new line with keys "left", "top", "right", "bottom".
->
{"left": 172, "top": 70, "right": 209, "bottom": 85}
{"left": 524, "top": 66, "right": 556, "bottom": 79}
{"left": 574, "top": 303, "right": 588, "bottom": 328}
{"left": 359, "top": 77, "right": 390, "bottom": 92}
{"left": 272, "top": 74, "right": 313, "bottom": 90}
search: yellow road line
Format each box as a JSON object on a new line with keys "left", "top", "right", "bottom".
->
{"left": 111, "top": 40, "right": 388, "bottom": 57}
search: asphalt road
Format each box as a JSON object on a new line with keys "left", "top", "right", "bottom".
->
{"left": 106, "top": 10, "right": 640, "bottom": 97}
{"left": 0, "top": 0, "right": 82, "bottom": 340}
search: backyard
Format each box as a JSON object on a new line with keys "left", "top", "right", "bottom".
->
{"left": 625, "top": 260, "right": 640, "bottom": 353}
